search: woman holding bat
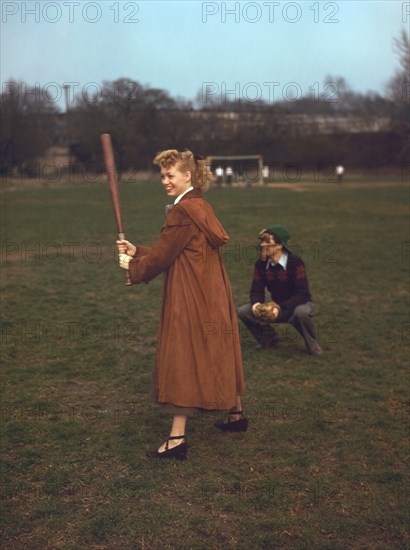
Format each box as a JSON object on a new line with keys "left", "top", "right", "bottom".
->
{"left": 117, "top": 149, "right": 246, "bottom": 460}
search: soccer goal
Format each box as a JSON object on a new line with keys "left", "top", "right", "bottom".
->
{"left": 206, "top": 155, "right": 264, "bottom": 185}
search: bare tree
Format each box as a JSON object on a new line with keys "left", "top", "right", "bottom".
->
{"left": 0, "top": 80, "right": 58, "bottom": 174}
{"left": 393, "top": 28, "right": 410, "bottom": 72}
{"left": 70, "top": 79, "right": 184, "bottom": 172}
{"left": 386, "top": 28, "right": 409, "bottom": 164}
{"left": 387, "top": 29, "right": 409, "bottom": 103}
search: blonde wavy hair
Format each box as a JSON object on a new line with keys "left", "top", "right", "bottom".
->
{"left": 153, "top": 149, "right": 210, "bottom": 192}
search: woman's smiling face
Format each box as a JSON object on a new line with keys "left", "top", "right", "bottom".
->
{"left": 161, "top": 163, "right": 192, "bottom": 197}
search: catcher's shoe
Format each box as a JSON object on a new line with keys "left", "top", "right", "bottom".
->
{"left": 254, "top": 333, "right": 279, "bottom": 349}
{"left": 301, "top": 346, "right": 323, "bottom": 356}
{"left": 214, "top": 411, "right": 248, "bottom": 432}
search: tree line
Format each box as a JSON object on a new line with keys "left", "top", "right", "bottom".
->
{"left": 1, "top": 30, "right": 408, "bottom": 175}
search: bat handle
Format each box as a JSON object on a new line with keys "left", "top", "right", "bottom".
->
{"left": 118, "top": 232, "right": 133, "bottom": 286}
{"left": 124, "top": 270, "right": 132, "bottom": 286}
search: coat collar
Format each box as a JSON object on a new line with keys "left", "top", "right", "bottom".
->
{"left": 179, "top": 188, "right": 202, "bottom": 201}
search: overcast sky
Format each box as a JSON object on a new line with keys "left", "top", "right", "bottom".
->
{"left": 1, "top": 0, "right": 407, "bottom": 109}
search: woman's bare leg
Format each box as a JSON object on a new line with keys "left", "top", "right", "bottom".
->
{"left": 158, "top": 414, "right": 187, "bottom": 452}
{"left": 228, "top": 396, "right": 244, "bottom": 421}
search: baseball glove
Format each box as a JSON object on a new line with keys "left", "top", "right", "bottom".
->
{"left": 253, "top": 301, "right": 281, "bottom": 323}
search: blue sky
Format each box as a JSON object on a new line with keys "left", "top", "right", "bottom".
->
{"left": 1, "top": 1, "right": 407, "bottom": 109}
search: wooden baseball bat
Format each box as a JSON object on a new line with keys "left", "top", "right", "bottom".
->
{"left": 100, "top": 133, "right": 132, "bottom": 286}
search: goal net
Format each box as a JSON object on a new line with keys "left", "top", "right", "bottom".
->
{"left": 206, "top": 155, "right": 264, "bottom": 185}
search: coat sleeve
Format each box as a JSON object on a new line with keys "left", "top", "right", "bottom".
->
{"left": 128, "top": 206, "right": 198, "bottom": 284}
{"left": 133, "top": 245, "right": 152, "bottom": 258}
{"left": 249, "top": 260, "right": 267, "bottom": 305}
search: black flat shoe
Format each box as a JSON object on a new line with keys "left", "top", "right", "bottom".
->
{"left": 146, "top": 435, "right": 188, "bottom": 460}
{"left": 214, "top": 410, "right": 248, "bottom": 432}
{"left": 254, "top": 334, "right": 279, "bottom": 349}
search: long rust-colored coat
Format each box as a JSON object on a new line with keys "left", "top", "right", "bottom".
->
{"left": 128, "top": 189, "right": 245, "bottom": 410}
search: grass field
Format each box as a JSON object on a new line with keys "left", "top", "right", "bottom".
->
{"left": 1, "top": 176, "right": 409, "bottom": 549}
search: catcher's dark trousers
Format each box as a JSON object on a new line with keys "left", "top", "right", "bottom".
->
{"left": 237, "top": 302, "right": 320, "bottom": 353}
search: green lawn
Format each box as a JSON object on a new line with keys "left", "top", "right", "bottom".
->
{"left": 1, "top": 177, "right": 409, "bottom": 549}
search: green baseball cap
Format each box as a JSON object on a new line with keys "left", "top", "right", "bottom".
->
{"left": 260, "top": 224, "right": 291, "bottom": 250}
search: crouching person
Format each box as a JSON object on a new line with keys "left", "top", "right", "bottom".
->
{"left": 238, "top": 225, "right": 323, "bottom": 356}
